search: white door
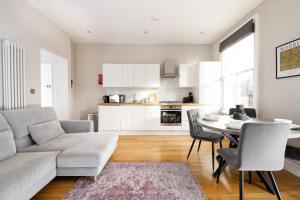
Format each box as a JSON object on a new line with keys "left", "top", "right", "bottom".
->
{"left": 146, "top": 64, "right": 160, "bottom": 88}
{"left": 98, "top": 106, "right": 121, "bottom": 130}
{"left": 103, "top": 64, "right": 123, "bottom": 87}
{"left": 132, "top": 106, "right": 145, "bottom": 130}
{"left": 122, "top": 64, "right": 134, "bottom": 87}
{"left": 134, "top": 64, "right": 146, "bottom": 87}
{"left": 41, "top": 63, "right": 53, "bottom": 107}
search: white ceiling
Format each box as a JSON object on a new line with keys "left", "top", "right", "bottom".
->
{"left": 27, "top": 0, "right": 263, "bottom": 44}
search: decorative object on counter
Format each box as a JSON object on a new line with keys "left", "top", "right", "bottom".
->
{"left": 183, "top": 92, "right": 194, "bottom": 103}
{"left": 119, "top": 95, "right": 126, "bottom": 103}
{"left": 103, "top": 95, "right": 109, "bottom": 103}
{"left": 149, "top": 92, "right": 157, "bottom": 103}
{"left": 232, "top": 105, "right": 249, "bottom": 121}
{"left": 276, "top": 37, "right": 300, "bottom": 79}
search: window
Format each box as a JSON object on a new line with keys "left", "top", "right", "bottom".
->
{"left": 221, "top": 33, "right": 255, "bottom": 112}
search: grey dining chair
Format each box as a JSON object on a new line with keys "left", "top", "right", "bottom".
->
{"left": 216, "top": 122, "right": 290, "bottom": 200}
{"left": 187, "top": 109, "right": 224, "bottom": 172}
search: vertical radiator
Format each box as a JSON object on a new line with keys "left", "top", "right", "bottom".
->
{"left": 2, "top": 40, "right": 25, "bottom": 110}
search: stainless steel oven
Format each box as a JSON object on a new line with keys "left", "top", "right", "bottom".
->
{"left": 160, "top": 105, "right": 182, "bottom": 126}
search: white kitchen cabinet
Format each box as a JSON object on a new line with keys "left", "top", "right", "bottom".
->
{"left": 145, "top": 106, "right": 161, "bottom": 130}
{"left": 134, "top": 64, "right": 146, "bottom": 87}
{"left": 122, "top": 64, "right": 134, "bottom": 87}
{"left": 103, "top": 64, "right": 123, "bottom": 87}
{"left": 146, "top": 64, "right": 160, "bottom": 88}
{"left": 179, "top": 64, "right": 197, "bottom": 88}
{"left": 120, "top": 106, "right": 133, "bottom": 130}
{"left": 132, "top": 106, "right": 145, "bottom": 130}
{"left": 98, "top": 106, "right": 120, "bottom": 130}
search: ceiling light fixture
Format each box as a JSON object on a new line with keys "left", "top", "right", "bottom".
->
{"left": 200, "top": 31, "right": 205, "bottom": 34}
{"left": 87, "top": 30, "right": 92, "bottom": 34}
{"left": 144, "top": 31, "right": 149, "bottom": 34}
{"left": 151, "top": 15, "right": 160, "bottom": 21}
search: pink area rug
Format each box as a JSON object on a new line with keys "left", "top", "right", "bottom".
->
{"left": 64, "top": 162, "right": 207, "bottom": 200}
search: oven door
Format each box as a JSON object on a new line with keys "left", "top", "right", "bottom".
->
{"left": 160, "top": 109, "right": 182, "bottom": 126}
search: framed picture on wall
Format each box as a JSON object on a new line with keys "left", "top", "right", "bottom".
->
{"left": 276, "top": 37, "right": 300, "bottom": 79}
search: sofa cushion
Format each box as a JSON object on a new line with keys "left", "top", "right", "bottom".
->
{"left": 0, "top": 130, "right": 16, "bottom": 161}
{"left": 21, "top": 132, "right": 118, "bottom": 168}
{"left": 0, "top": 152, "right": 59, "bottom": 200}
{"left": 1, "top": 107, "right": 58, "bottom": 151}
{"left": 28, "top": 120, "right": 65, "bottom": 145}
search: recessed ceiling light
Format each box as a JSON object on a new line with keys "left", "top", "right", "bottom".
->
{"left": 87, "top": 30, "right": 92, "bottom": 34}
{"left": 200, "top": 31, "right": 205, "bottom": 34}
{"left": 151, "top": 15, "right": 160, "bottom": 21}
{"left": 144, "top": 31, "right": 149, "bottom": 34}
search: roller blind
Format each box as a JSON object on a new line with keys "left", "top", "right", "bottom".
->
{"left": 219, "top": 19, "right": 255, "bottom": 52}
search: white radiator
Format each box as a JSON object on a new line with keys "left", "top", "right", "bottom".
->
{"left": 2, "top": 40, "right": 25, "bottom": 110}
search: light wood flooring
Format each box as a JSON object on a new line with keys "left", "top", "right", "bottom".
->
{"left": 33, "top": 135, "right": 300, "bottom": 200}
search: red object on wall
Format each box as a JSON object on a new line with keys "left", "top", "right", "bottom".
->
{"left": 98, "top": 74, "right": 103, "bottom": 85}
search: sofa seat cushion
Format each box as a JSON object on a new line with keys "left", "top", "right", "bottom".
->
{"left": 28, "top": 120, "right": 65, "bottom": 145}
{"left": 21, "top": 132, "right": 119, "bottom": 168}
{"left": 0, "top": 130, "right": 16, "bottom": 161}
{"left": 0, "top": 152, "right": 59, "bottom": 200}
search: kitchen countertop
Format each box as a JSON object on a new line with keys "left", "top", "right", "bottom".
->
{"left": 97, "top": 102, "right": 200, "bottom": 106}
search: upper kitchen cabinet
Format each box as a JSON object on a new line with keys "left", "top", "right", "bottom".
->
{"left": 146, "top": 64, "right": 160, "bottom": 88}
{"left": 102, "top": 63, "right": 160, "bottom": 88}
{"left": 179, "top": 64, "right": 197, "bottom": 88}
{"left": 103, "top": 64, "right": 123, "bottom": 87}
{"left": 122, "top": 64, "right": 134, "bottom": 87}
{"left": 133, "top": 64, "right": 146, "bottom": 87}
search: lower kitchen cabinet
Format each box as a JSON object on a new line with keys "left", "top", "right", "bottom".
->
{"left": 98, "top": 106, "right": 121, "bottom": 131}
{"left": 145, "top": 106, "right": 160, "bottom": 130}
{"left": 120, "top": 106, "right": 133, "bottom": 130}
{"left": 132, "top": 106, "right": 145, "bottom": 130}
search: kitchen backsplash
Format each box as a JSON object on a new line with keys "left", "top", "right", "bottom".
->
{"left": 104, "top": 78, "right": 195, "bottom": 102}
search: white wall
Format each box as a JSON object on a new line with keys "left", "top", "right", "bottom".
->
{"left": 73, "top": 44, "right": 211, "bottom": 119}
{"left": 0, "top": 0, "right": 72, "bottom": 117}
{"left": 211, "top": 0, "right": 300, "bottom": 123}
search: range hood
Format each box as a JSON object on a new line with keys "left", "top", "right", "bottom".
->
{"left": 161, "top": 60, "right": 178, "bottom": 78}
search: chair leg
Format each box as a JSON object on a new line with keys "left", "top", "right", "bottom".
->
{"left": 267, "top": 171, "right": 282, "bottom": 200}
{"left": 216, "top": 159, "right": 224, "bottom": 184}
{"left": 197, "top": 140, "right": 202, "bottom": 152}
{"left": 248, "top": 171, "right": 252, "bottom": 184}
{"left": 240, "top": 171, "right": 244, "bottom": 200}
{"left": 187, "top": 139, "right": 196, "bottom": 159}
{"left": 212, "top": 142, "right": 215, "bottom": 172}
{"left": 219, "top": 141, "right": 223, "bottom": 149}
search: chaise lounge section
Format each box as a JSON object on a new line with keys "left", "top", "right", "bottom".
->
{"left": 0, "top": 107, "right": 118, "bottom": 200}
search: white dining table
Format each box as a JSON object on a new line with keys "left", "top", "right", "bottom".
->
{"left": 197, "top": 115, "right": 300, "bottom": 194}
{"left": 198, "top": 115, "right": 300, "bottom": 144}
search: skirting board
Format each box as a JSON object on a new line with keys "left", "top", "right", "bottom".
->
{"left": 284, "top": 158, "right": 300, "bottom": 178}
{"left": 98, "top": 131, "right": 190, "bottom": 136}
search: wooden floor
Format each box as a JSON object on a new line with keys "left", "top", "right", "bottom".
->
{"left": 33, "top": 135, "right": 300, "bottom": 200}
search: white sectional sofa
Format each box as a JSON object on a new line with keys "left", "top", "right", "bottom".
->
{"left": 0, "top": 107, "right": 118, "bottom": 200}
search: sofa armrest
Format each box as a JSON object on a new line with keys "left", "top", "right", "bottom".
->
{"left": 60, "top": 120, "right": 94, "bottom": 133}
